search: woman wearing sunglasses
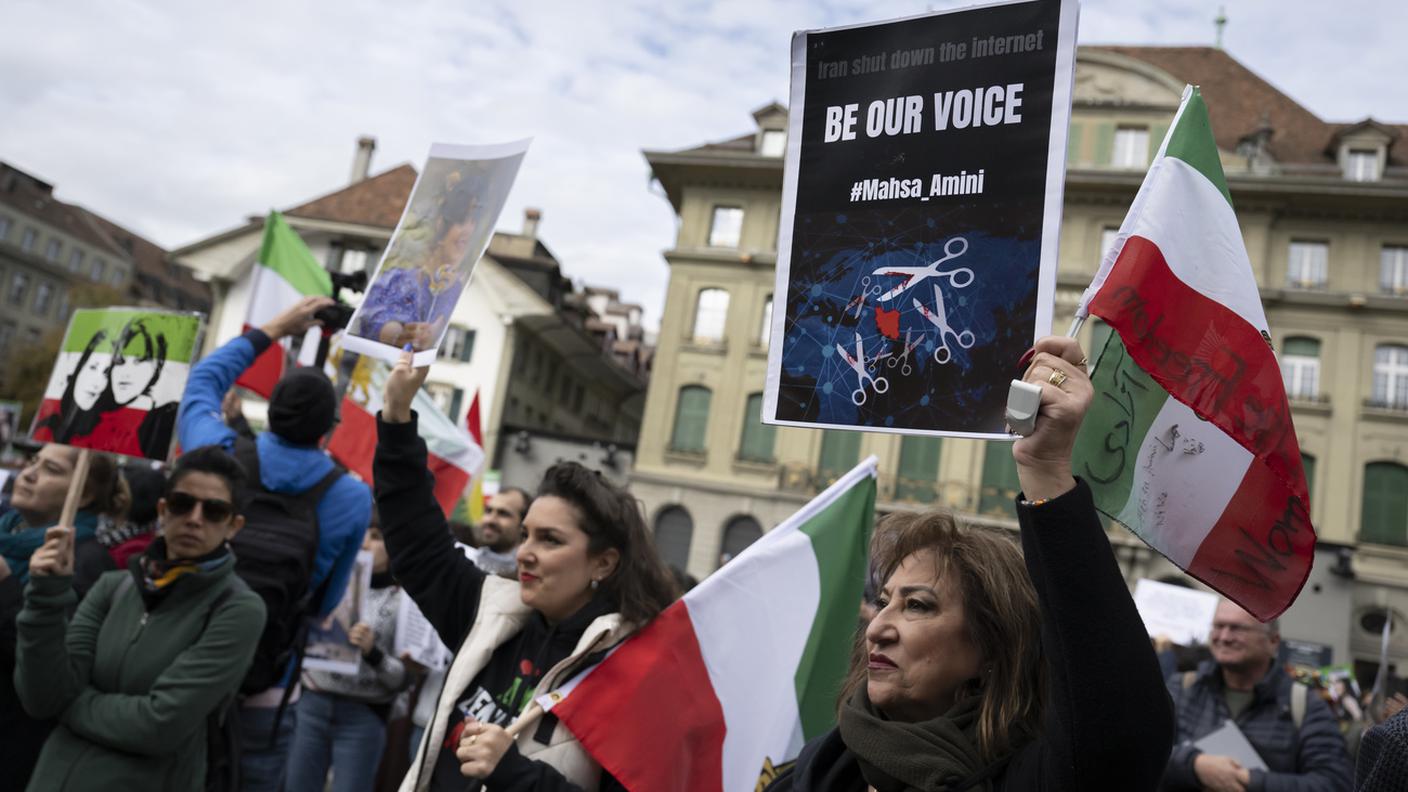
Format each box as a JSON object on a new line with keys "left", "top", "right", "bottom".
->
{"left": 13, "top": 445, "right": 267, "bottom": 792}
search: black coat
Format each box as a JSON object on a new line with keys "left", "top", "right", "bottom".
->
{"left": 768, "top": 480, "right": 1175, "bottom": 792}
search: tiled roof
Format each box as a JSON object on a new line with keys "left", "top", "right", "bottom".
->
{"left": 83, "top": 211, "right": 211, "bottom": 306}
{"left": 1091, "top": 46, "right": 1408, "bottom": 166}
{"left": 284, "top": 164, "right": 418, "bottom": 229}
{"left": 0, "top": 164, "right": 129, "bottom": 256}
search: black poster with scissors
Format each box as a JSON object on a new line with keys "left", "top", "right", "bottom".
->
{"left": 764, "top": 0, "right": 1078, "bottom": 438}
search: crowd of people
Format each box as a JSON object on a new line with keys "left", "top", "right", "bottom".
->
{"left": 0, "top": 297, "right": 1404, "bottom": 792}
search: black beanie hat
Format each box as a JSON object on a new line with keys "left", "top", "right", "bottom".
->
{"left": 268, "top": 367, "right": 337, "bottom": 446}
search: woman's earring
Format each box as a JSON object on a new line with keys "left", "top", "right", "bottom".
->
{"left": 590, "top": 578, "right": 599, "bottom": 590}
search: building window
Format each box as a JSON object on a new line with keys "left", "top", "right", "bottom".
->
{"left": 1100, "top": 226, "right": 1120, "bottom": 264}
{"left": 68, "top": 248, "right": 85, "bottom": 273}
{"left": 1380, "top": 246, "right": 1408, "bottom": 295}
{"left": 109, "top": 267, "right": 125, "bottom": 287}
{"left": 1280, "top": 337, "right": 1320, "bottom": 401}
{"left": 20, "top": 227, "right": 37, "bottom": 253}
{"left": 425, "top": 383, "right": 464, "bottom": 423}
{"left": 55, "top": 289, "right": 70, "bottom": 321}
{"left": 0, "top": 321, "right": 14, "bottom": 350}
{"left": 0, "top": 215, "right": 10, "bottom": 240}
{"left": 707, "top": 206, "right": 744, "bottom": 248}
{"left": 759, "top": 130, "right": 787, "bottom": 157}
{"left": 1287, "top": 241, "right": 1328, "bottom": 289}
{"left": 691, "top": 288, "right": 730, "bottom": 343}
{"left": 758, "top": 294, "right": 774, "bottom": 348}
{"left": 8, "top": 271, "right": 29, "bottom": 305}
{"left": 32, "top": 281, "right": 53, "bottom": 316}
{"left": 896, "top": 435, "right": 942, "bottom": 503}
{"left": 817, "top": 430, "right": 861, "bottom": 482}
{"left": 1302, "top": 453, "right": 1316, "bottom": 503}
{"left": 654, "top": 506, "right": 694, "bottom": 570}
{"left": 1372, "top": 344, "right": 1408, "bottom": 409}
{"left": 720, "top": 515, "right": 763, "bottom": 565}
{"left": 670, "top": 385, "right": 711, "bottom": 453}
{"left": 439, "top": 326, "right": 476, "bottom": 363}
{"left": 90, "top": 258, "right": 107, "bottom": 282}
{"left": 1361, "top": 462, "right": 1408, "bottom": 546}
{"left": 1112, "top": 126, "right": 1150, "bottom": 169}
{"left": 738, "top": 392, "right": 776, "bottom": 463}
{"left": 979, "top": 442, "right": 1021, "bottom": 518}
{"left": 44, "top": 239, "right": 62, "bottom": 262}
{"left": 1346, "top": 149, "right": 1380, "bottom": 182}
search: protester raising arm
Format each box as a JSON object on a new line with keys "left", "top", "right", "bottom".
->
{"left": 373, "top": 350, "right": 487, "bottom": 650}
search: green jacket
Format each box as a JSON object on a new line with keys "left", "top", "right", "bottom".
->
{"left": 15, "top": 555, "right": 265, "bottom": 791}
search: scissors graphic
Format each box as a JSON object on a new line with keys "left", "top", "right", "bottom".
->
{"left": 836, "top": 332, "right": 889, "bottom": 405}
{"left": 871, "top": 237, "right": 974, "bottom": 303}
{"left": 886, "top": 329, "right": 922, "bottom": 376}
{"left": 914, "top": 284, "right": 975, "bottom": 364}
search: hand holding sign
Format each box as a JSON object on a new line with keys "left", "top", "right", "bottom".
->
{"left": 383, "top": 347, "right": 431, "bottom": 424}
{"left": 1013, "top": 336, "right": 1092, "bottom": 502}
{"left": 29, "top": 525, "right": 75, "bottom": 578}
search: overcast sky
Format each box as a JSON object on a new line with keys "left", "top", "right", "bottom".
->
{"left": 3, "top": 0, "right": 1404, "bottom": 330}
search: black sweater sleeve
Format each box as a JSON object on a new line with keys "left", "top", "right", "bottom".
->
{"left": 485, "top": 742, "right": 628, "bottom": 792}
{"left": 1004, "top": 479, "right": 1175, "bottom": 792}
{"left": 374, "top": 412, "right": 486, "bottom": 650}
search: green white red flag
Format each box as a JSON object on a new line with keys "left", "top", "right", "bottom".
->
{"left": 1073, "top": 86, "right": 1314, "bottom": 621}
{"left": 537, "top": 457, "right": 876, "bottom": 791}
{"left": 236, "top": 211, "right": 331, "bottom": 397}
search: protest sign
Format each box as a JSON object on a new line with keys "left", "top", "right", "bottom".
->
{"left": 29, "top": 308, "right": 204, "bottom": 460}
{"left": 304, "top": 550, "right": 373, "bottom": 675}
{"left": 394, "top": 593, "right": 449, "bottom": 671}
{"left": 1132, "top": 578, "right": 1219, "bottom": 646}
{"left": 340, "top": 141, "right": 529, "bottom": 366}
{"left": 0, "top": 400, "right": 20, "bottom": 448}
{"left": 764, "top": 0, "right": 1079, "bottom": 438}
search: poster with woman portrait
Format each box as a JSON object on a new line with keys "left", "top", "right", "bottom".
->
{"left": 340, "top": 140, "right": 530, "bottom": 366}
{"left": 303, "top": 550, "right": 372, "bottom": 675}
{"left": 29, "top": 308, "right": 204, "bottom": 461}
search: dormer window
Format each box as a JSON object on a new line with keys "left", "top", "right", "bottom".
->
{"left": 759, "top": 129, "right": 787, "bottom": 157}
{"left": 1345, "top": 148, "right": 1381, "bottom": 182}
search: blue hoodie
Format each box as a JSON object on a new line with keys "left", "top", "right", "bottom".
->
{"left": 179, "top": 329, "right": 371, "bottom": 685}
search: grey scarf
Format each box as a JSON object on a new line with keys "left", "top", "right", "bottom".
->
{"left": 837, "top": 686, "right": 1001, "bottom": 792}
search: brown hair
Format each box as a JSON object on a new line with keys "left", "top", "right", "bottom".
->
{"left": 536, "top": 462, "right": 678, "bottom": 625}
{"left": 840, "top": 510, "right": 1045, "bottom": 761}
{"left": 74, "top": 449, "right": 124, "bottom": 518}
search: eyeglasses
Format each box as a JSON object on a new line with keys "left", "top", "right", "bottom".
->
{"left": 1211, "top": 621, "right": 1270, "bottom": 637}
{"left": 166, "top": 492, "right": 235, "bottom": 523}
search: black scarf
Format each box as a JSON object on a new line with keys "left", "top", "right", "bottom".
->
{"left": 837, "top": 685, "right": 1004, "bottom": 792}
{"left": 127, "top": 538, "right": 231, "bottom": 610}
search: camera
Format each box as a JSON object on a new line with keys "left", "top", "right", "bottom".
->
{"left": 313, "top": 270, "right": 368, "bottom": 332}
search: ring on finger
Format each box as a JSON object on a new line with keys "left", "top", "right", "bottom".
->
{"left": 1048, "top": 369, "right": 1068, "bottom": 387}
{"left": 1077, "top": 356, "right": 1089, "bottom": 368}
{"left": 468, "top": 734, "right": 478, "bottom": 746}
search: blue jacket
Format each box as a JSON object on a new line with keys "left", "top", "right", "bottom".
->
{"left": 179, "top": 329, "right": 371, "bottom": 683}
{"left": 1163, "top": 660, "right": 1352, "bottom": 792}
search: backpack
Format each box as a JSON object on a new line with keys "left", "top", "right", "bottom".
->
{"left": 1181, "top": 670, "right": 1310, "bottom": 728}
{"left": 230, "top": 436, "right": 342, "bottom": 695}
{"left": 114, "top": 573, "right": 244, "bottom": 792}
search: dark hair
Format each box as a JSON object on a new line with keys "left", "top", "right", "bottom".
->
{"left": 167, "top": 445, "right": 247, "bottom": 511}
{"left": 535, "top": 462, "right": 677, "bottom": 625}
{"left": 80, "top": 450, "right": 123, "bottom": 518}
{"left": 839, "top": 510, "right": 1045, "bottom": 762}
{"left": 40, "top": 329, "right": 116, "bottom": 442}
{"left": 122, "top": 462, "right": 168, "bottom": 524}
{"left": 498, "top": 486, "right": 533, "bottom": 520}
{"left": 112, "top": 318, "right": 168, "bottom": 406}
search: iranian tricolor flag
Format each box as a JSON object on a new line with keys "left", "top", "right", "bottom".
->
{"left": 237, "top": 211, "right": 332, "bottom": 397}
{"left": 325, "top": 352, "right": 483, "bottom": 516}
{"left": 1073, "top": 86, "right": 1315, "bottom": 621}
{"left": 538, "top": 457, "right": 876, "bottom": 792}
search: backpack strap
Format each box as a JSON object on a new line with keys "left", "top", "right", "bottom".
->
{"left": 1291, "top": 681, "right": 1309, "bottom": 730}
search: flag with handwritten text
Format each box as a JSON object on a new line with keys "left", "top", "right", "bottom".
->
{"left": 1072, "top": 86, "right": 1314, "bottom": 621}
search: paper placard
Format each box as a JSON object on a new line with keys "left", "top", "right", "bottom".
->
{"left": 304, "top": 550, "right": 373, "bottom": 675}
{"left": 1133, "top": 578, "right": 1220, "bottom": 646}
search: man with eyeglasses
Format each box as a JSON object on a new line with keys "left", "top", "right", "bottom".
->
{"left": 14, "top": 445, "right": 266, "bottom": 791}
{"left": 1161, "top": 598, "right": 1351, "bottom": 792}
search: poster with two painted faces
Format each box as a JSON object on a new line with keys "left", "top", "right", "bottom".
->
{"left": 764, "top": 0, "right": 1079, "bottom": 438}
{"left": 340, "top": 140, "right": 529, "bottom": 366}
{"left": 29, "top": 308, "right": 204, "bottom": 461}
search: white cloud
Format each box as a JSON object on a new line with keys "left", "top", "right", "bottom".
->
{"left": 2, "top": 0, "right": 1404, "bottom": 330}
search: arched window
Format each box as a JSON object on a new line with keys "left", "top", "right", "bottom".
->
{"left": 738, "top": 393, "right": 776, "bottom": 463}
{"left": 720, "top": 515, "right": 763, "bottom": 565}
{"left": 692, "top": 288, "right": 730, "bottom": 343}
{"left": 1372, "top": 344, "right": 1408, "bottom": 408}
{"left": 654, "top": 506, "right": 694, "bottom": 570}
{"left": 1281, "top": 337, "right": 1320, "bottom": 400}
{"left": 1361, "top": 462, "right": 1408, "bottom": 546}
{"left": 978, "top": 442, "right": 1021, "bottom": 518}
{"left": 818, "top": 430, "right": 861, "bottom": 481}
{"left": 670, "top": 386, "right": 711, "bottom": 453}
{"left": 895, "top": 435, "right": 942, "bottom": 503}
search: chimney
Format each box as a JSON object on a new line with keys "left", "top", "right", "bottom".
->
{"left": 349, "top": 136, "right": 376, "bottom": 184}
{"left": 523, "top": 207, "right": 542, "bottom": 239}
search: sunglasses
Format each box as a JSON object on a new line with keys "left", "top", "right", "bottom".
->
{"left": 166, "top": 492, "right": 235, "bottom": 523}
